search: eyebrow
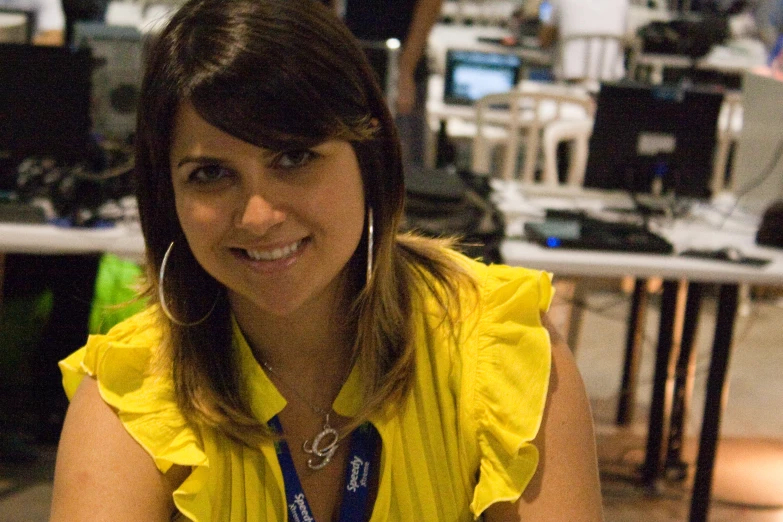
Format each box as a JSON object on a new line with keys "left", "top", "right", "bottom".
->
{"left": 174, "top": 148, "right": 280, "bottom": 169}
{"left": 175, "top": 155, "right": 225, "bottom": 168}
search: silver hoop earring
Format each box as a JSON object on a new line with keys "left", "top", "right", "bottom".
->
{"left": 366, "top": 207, "right": 374, "bottom": 283}
{"left": 159, "top": 240, "right": 218, "bottom": 326}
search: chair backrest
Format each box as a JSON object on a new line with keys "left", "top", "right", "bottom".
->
{"left": 712, "top": 91, "right": 743, "bottom": 194}
{"left": 556, "top": 33, "right": 633, "bottom": 85}
{"left": 471, "top": 84, "right": 595, "bottom": 183}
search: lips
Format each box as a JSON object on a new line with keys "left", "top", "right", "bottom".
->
{"left": 242, "top": 239, "right": 305, "bottom": 261}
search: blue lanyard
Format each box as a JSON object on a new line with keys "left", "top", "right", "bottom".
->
{"left": 268, "top": 416, "right": 379, "bottom": 522}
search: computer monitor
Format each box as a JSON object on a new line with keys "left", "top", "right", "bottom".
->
{"left": 0, "top": 43, "right": 93, "bottom": 190}
{"left": 0, "top": 8, "right": 33, "bottom": 43}
{"left": 72, "top": 22, "right": 144, "bottom": 142}
{"left": 730, "top": 71, "right": 783, "bottom": 215}
{"left": 584, "top": 82, "right": 724, "bottom": 199}
{"left": 443, "top": 49, "right": 522, "bottom": 106}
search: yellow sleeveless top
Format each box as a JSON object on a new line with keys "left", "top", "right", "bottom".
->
{"left": 60, "top": 258, "right": 553, "bottom": 521}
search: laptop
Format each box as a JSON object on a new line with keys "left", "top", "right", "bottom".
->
{"left": 442, "top": 49, "right": 522, "bottom": 106}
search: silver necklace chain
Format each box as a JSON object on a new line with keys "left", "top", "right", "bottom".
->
{"left": 261, "top": 360, "right": 341, "bottom": 470}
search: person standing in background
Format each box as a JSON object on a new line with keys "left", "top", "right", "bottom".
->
{"left": 538, "top": 0, "right": 630, "bottom": 82}
{"left": 322, "top": 0, "right": 443, "bottom": 171}
{"left": 0, "top": 0, "right": 64, "bottom": 44}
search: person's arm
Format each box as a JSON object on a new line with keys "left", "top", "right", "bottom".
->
{"left": 538, "top": 23, "right": 557, "bottom": 49}
{"left": 537, "top": 0, "right": 558, "bottom": 49}
{"left": 484, "top": 314, "right": 603, "bottom": 521}
{"left": 32, "top": 0, "right": 65, "bottom": 46}
{"left": 50, "top": 376, "right": 190, "bottom": 521}
{"left": 396, "top": 0, "right": 443, "bottom": 114}
{"left": 32, "top": 29, "right": 64, "bottom": 46}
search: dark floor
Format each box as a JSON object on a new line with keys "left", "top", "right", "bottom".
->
{"left": 2, "top": 282, "right": 782, "bottom": 521}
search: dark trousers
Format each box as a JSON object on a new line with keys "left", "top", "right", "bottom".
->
{"left": 3, "top": 253, "right": 100, "bottom": 429}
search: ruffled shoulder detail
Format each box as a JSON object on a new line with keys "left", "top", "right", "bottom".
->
{"left": 59, "top": 306, "right": 208, "bottom": 477}
{"left": 464, "top": 262, "right": 553, "bottom": 516}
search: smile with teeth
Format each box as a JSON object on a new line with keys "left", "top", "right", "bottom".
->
{"left": 244, "top": 239, "right": 304, "bottom": 261}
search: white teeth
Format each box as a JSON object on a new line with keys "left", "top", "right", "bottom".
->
{"left": 245, "top": 240, "right": 302, "bottom": 261}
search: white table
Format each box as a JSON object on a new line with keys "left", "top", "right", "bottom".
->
{"left": 634, "top": 38, "right": 768, "bottom": 85}
{"left": 0, "top": 222, "right": 145, "bottom": 308}
{"left": 0, "top": 222, "right": 145, "bottom": 262}
{"left": 499, "top": 184, "right": 783, "bottom": 522}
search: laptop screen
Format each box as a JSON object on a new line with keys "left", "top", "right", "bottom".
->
{"left": 443, "top": 49, "right": 521, "bottom": 105}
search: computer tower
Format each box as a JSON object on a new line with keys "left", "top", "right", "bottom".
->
{"left": 72, "top": 21, "right": 144, "bottom": 142}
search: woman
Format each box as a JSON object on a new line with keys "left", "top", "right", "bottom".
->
{"left": 50, "top": 0, "right": 603, "bottom": 520}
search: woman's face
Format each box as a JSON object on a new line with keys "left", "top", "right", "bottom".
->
{"left": 169, "top": 103, "right": 366, "bottom": 319}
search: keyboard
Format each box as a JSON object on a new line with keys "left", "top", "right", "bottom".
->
{"left": 0, "top": 201, "right": 47, "bottom": 224}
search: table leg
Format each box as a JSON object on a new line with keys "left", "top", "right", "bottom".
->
{"left": 665, "top": 282, "right": 704, "bottom": 478}
{"left": 689, "top": 283, "right": 739, "bottom": 522}
{"left": 616, "top": 278, "right": 649, "bottom": 425}
{"left": 0, "top": 252, "right": 5, "bottom": 310}
{"left": 641, "top": 279, "right": 688, "bottom": 487}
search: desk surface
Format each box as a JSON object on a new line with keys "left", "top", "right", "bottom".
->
{"left": 1, "top": 187, "right": 781, "bottom": 286}
{"left": 502, "top": 239, "right": 783, "bottom": 285}
{"left": 497, "top": 184, "right": 783, "bottom": 285}
{"left": 0, "top": 222, "right": 145, "bottom": 263}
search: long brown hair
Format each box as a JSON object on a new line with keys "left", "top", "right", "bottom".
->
{"left": 135, "top": 0, "right": 474, "bottom": 444}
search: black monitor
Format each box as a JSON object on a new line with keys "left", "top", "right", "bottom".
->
{"left": 584, "top": 82, "right": 724, "bottom": 199}
{"left": 0, "top": 43, "right": 93, "bottom": 190}
{"left": 0, "top": 8, "right": 34, "bottom": 43}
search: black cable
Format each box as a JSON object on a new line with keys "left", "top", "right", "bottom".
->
{"left": 715, "top": 137, "right": 783, "bottom": 228}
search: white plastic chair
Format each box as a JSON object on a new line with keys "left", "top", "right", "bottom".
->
{"left": 541, "top": 118, "right": 594, "bottom": 186}
{"left": 556, "top": 34, "right": 636, "bottom": 88}
{"left": 471, "top": 84, "right": 595, "bottom": 183}
{"left": 470, "top": 85, "right": 595, "bottom": 351}
{"left": 712, "top": 91, "right": 743, "bottom": 194}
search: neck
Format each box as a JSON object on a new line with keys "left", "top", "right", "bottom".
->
{"left": 230, "top": 292, "right": 356, "bottom": 395}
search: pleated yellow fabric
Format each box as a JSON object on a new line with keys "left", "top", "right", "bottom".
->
{"left": 59, "top": 255, "right": 553, "bottom": 521}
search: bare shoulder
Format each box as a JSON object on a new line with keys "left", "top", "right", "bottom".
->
{"left": 50, "top": 376, "right": 190, "bottom": 521}
{"left": 484, "top": 314, "right": 603, "bottom": 521}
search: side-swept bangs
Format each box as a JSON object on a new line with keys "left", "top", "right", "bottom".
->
{"left": 175, "top": 1, "right": 377, "bottom": 150}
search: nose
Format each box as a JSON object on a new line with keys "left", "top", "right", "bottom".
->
{"left": 236, "top": 192, "right": 286, "bottom": 235}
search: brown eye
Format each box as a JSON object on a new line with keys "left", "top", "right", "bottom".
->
{"left": 274, "top": 149, "right": 317, "bottom": 169}
{"left": 188, "top": 164, "right": 232, "bottom": 183}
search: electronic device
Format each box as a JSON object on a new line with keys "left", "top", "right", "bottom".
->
{"left": 72, "top": 21, "right": 145, "bottom": 142}
{"left": 679, "top": 247, "right": 771, "bottom": 266}
{"left": 524, "top": 215, "right": 674, "bottom": 254}
{"left": 0, "top": 43, "right": 93, "bottom": 191}
{"left": 584, "top": 82, "right": 724, "bottom": 200}
{"left": 443, "top": 49, "right": 522, "bottom": 106}
{"left": 730, "top": 71, "right": 783, "bottom": 215}
{"left": 0, "top": 8, "right": 33, "bottom": 43}
{"left": 756, "top": 199, "right": 783, "bottom": 248}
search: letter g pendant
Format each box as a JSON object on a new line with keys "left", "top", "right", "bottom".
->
{"left": 303, "top": 414, "right": 339, "bottom": 470}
